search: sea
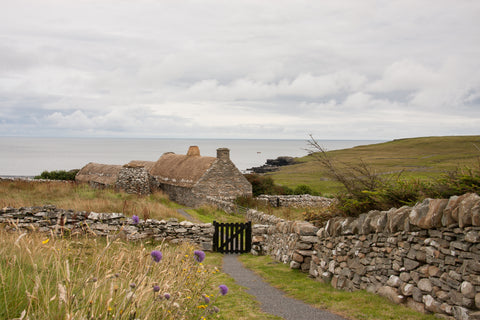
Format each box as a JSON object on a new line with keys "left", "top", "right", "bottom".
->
{"left": 0, "top": 137, "right": 385, "bottom": 177}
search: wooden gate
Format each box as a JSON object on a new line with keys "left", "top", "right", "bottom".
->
{"left": 213, "top": 221, "right": 252, "bottom": 254}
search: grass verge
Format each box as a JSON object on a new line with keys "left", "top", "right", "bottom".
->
{"left": 238, "top": 254, "right": 439, "bottom": 320}
{"left": 204, "top": 253, "right": 282, "bottom": 319}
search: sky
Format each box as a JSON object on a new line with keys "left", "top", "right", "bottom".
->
{"left": 1, "top": 0, "right": 479, "bottom": 140}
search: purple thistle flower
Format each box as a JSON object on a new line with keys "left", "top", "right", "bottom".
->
{"left": 202, "top": 294, "right": 210, "bottom": 304}
{"left": 194, "top": 250, "right": 206, "bottom": 263}
{"left": 164, "top": 293, "right": 171, "bottom": 300}
{"left": 132, "top": 215, "right": 139, "bottom": 224}
{"left": 153, "top": 285, "right": 160, "bottom": 292}
{"left": 150, "top": 250, "right": 163, "bottom": 263}
{"left": 219, "top": 284, "right": 228, "bottom": 296}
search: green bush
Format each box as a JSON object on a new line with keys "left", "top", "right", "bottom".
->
{"left": 34, "top": 169, "right": 79, "bottom": 181}
{"left": 293, "top": 184, "right": 319, "bottom": 196}
{"left": 244, "top": 174, "right": 292, "bottom": 196}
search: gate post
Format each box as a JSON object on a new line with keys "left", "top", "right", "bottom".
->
{"left": 246, "top": 221, "right": 252, "bottom": 252}
{"left": 213, "top": 221, "right": 219, "bottom": 252}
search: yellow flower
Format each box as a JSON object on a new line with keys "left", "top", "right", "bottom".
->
{"left": 42, "top": 238, "right": 49, "bottom": 244}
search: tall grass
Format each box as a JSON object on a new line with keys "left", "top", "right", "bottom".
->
{"left": 0, "top": 228, "right": 227, "bottom": 319}
{"left": 0, "top": 180, "right": 183, "bottom": 221}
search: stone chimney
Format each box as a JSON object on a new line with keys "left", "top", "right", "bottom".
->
{"left": 187, "top": 146, "right": 200, "bottom": 156}
{"left": 216, "top": 148, "right": 230, "bottom": 161}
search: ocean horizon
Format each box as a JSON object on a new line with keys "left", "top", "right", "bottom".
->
{"left": 0, "top": 137, "right": 385, "bottom": 177}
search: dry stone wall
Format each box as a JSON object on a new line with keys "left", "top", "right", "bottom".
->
{"left": 256, "top": 194, "right": 335, "bottom": 208}
{"left": 249, "top": 193, "right": 480, "bottom": 319}
{"left": 0, "top": 205, "right": 214, "bottom": 251}
{"left": 116, "top": 165, "right": 152, "bottom": 195}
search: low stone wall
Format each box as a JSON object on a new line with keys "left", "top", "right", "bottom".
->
{"left": 256, "top": 194, "right": 335, "bottom": 208}
{"left": 206, "top": 196, "right": 238, "bottom": 213}
{"left": 251, "top": 193, "right": 480, "bottom": 319}
{"left": 0, "top": 205, "right": 214, "bottom": 251}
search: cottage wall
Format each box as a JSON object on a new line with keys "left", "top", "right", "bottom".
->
{"left": 158, "top": 184, "right": 199, "bottom": 207}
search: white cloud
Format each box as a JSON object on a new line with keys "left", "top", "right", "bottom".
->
{"left": 0, "top": 0, "right": 479, "bottom": 139}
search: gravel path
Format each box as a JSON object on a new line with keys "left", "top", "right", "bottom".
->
{"left": 176, "top": 208, "right": 201, "bottom": 223}
{"left": 222, "top": 254, "right": 348, "bottom": 320}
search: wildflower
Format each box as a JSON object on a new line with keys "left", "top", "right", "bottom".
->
{"left": 193, "top": 250, "right": 206, "bottom": 263}
{"left": 202, "top": 294, "right": 210, "bottom": 304}
{"left": 213, "top": 306, "right": 220, "bottom": 313}
{"left": 153, "top": 285, "right": 160, "bottom": 292}
{"left": 219, "top": 284, "right": 228, "bottom": 296}
{"left": 130, "top": 283, "right": 136, "bottom": 289}
{"left": 164, "top": 293, "right": 171, "bottom": 300}
{"left": 132, "top": 215, "right": 139, "bottom": 224}
{"left": 150, "top": 250, "right": 163, "bottom": 263}
{"left": 42, "top": 238, "right": 49, "bottom": 244}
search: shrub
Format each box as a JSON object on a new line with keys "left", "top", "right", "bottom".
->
{"left": 34, "top": 169, "right": 79, "bottom": 180}
{"left": 244, "top": 174, "right": 292, "bottom": 196}
{"left": 293, "top": 184, "right": 319, "bottom": 196}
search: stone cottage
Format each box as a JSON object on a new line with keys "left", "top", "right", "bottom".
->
{"left": 149, "top": 146, "right": 252, "bottom": 207}
{"left": 76, "top": 146, "right": 252, "bottom": 207}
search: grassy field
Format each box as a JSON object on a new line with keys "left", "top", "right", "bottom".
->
{"left": 268, "top": 135, "right": 480, "bottom": 195}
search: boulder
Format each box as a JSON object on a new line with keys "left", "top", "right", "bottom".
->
{"left": 378, "top": 286, "right": 405, "bottom": 304}
{"left": 409, "top": 198, "right": 448, "bottom": 229}
{"left": 458, "top": 193, "right": 480, "bottom": 227}
{"left": 386, "top": 206, "right": 411, "bottom": 233}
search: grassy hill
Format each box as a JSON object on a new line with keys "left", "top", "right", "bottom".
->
{"left": 268, "top": 135, "right": 480, "bottom": 196}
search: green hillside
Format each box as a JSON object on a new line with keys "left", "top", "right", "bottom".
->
{"left": 268, "top": 135, "right": 480, "bottom": 195}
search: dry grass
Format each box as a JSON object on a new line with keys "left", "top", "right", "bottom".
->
{"left": 0, "top": 228, "right": 227, "bottom": 319}
{"left": 0, "top": 180, "right": 183, "bottom": 221}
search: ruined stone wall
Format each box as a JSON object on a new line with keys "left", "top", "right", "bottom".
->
{"left": 256, "top": 194, "right": 335, "bottom": 208}
{"left": 0, "top": 205, "right": 214, "bottom": 251}
{"left": 250, "top": 193, "right": 480, "bottom": 319}
{"left": 116, "top": 166, "right": 152, "bottom": 195}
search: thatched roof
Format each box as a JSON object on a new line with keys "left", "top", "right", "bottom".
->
{"left": 75, "top": 162, "right": 123, "bottom": 186}
{"left": 124, "top": 160, "right": 156, "bottom": 171}
{"left": 149, "top": 149, "right": 217, "bottom": 187}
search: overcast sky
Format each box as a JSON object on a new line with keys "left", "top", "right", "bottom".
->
{"left": 1, "top": 0, "right": 479, "bottom": 140}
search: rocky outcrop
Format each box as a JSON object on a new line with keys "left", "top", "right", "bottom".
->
{"left": 247, "top": 156, "right": 296, "bottom": 173}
